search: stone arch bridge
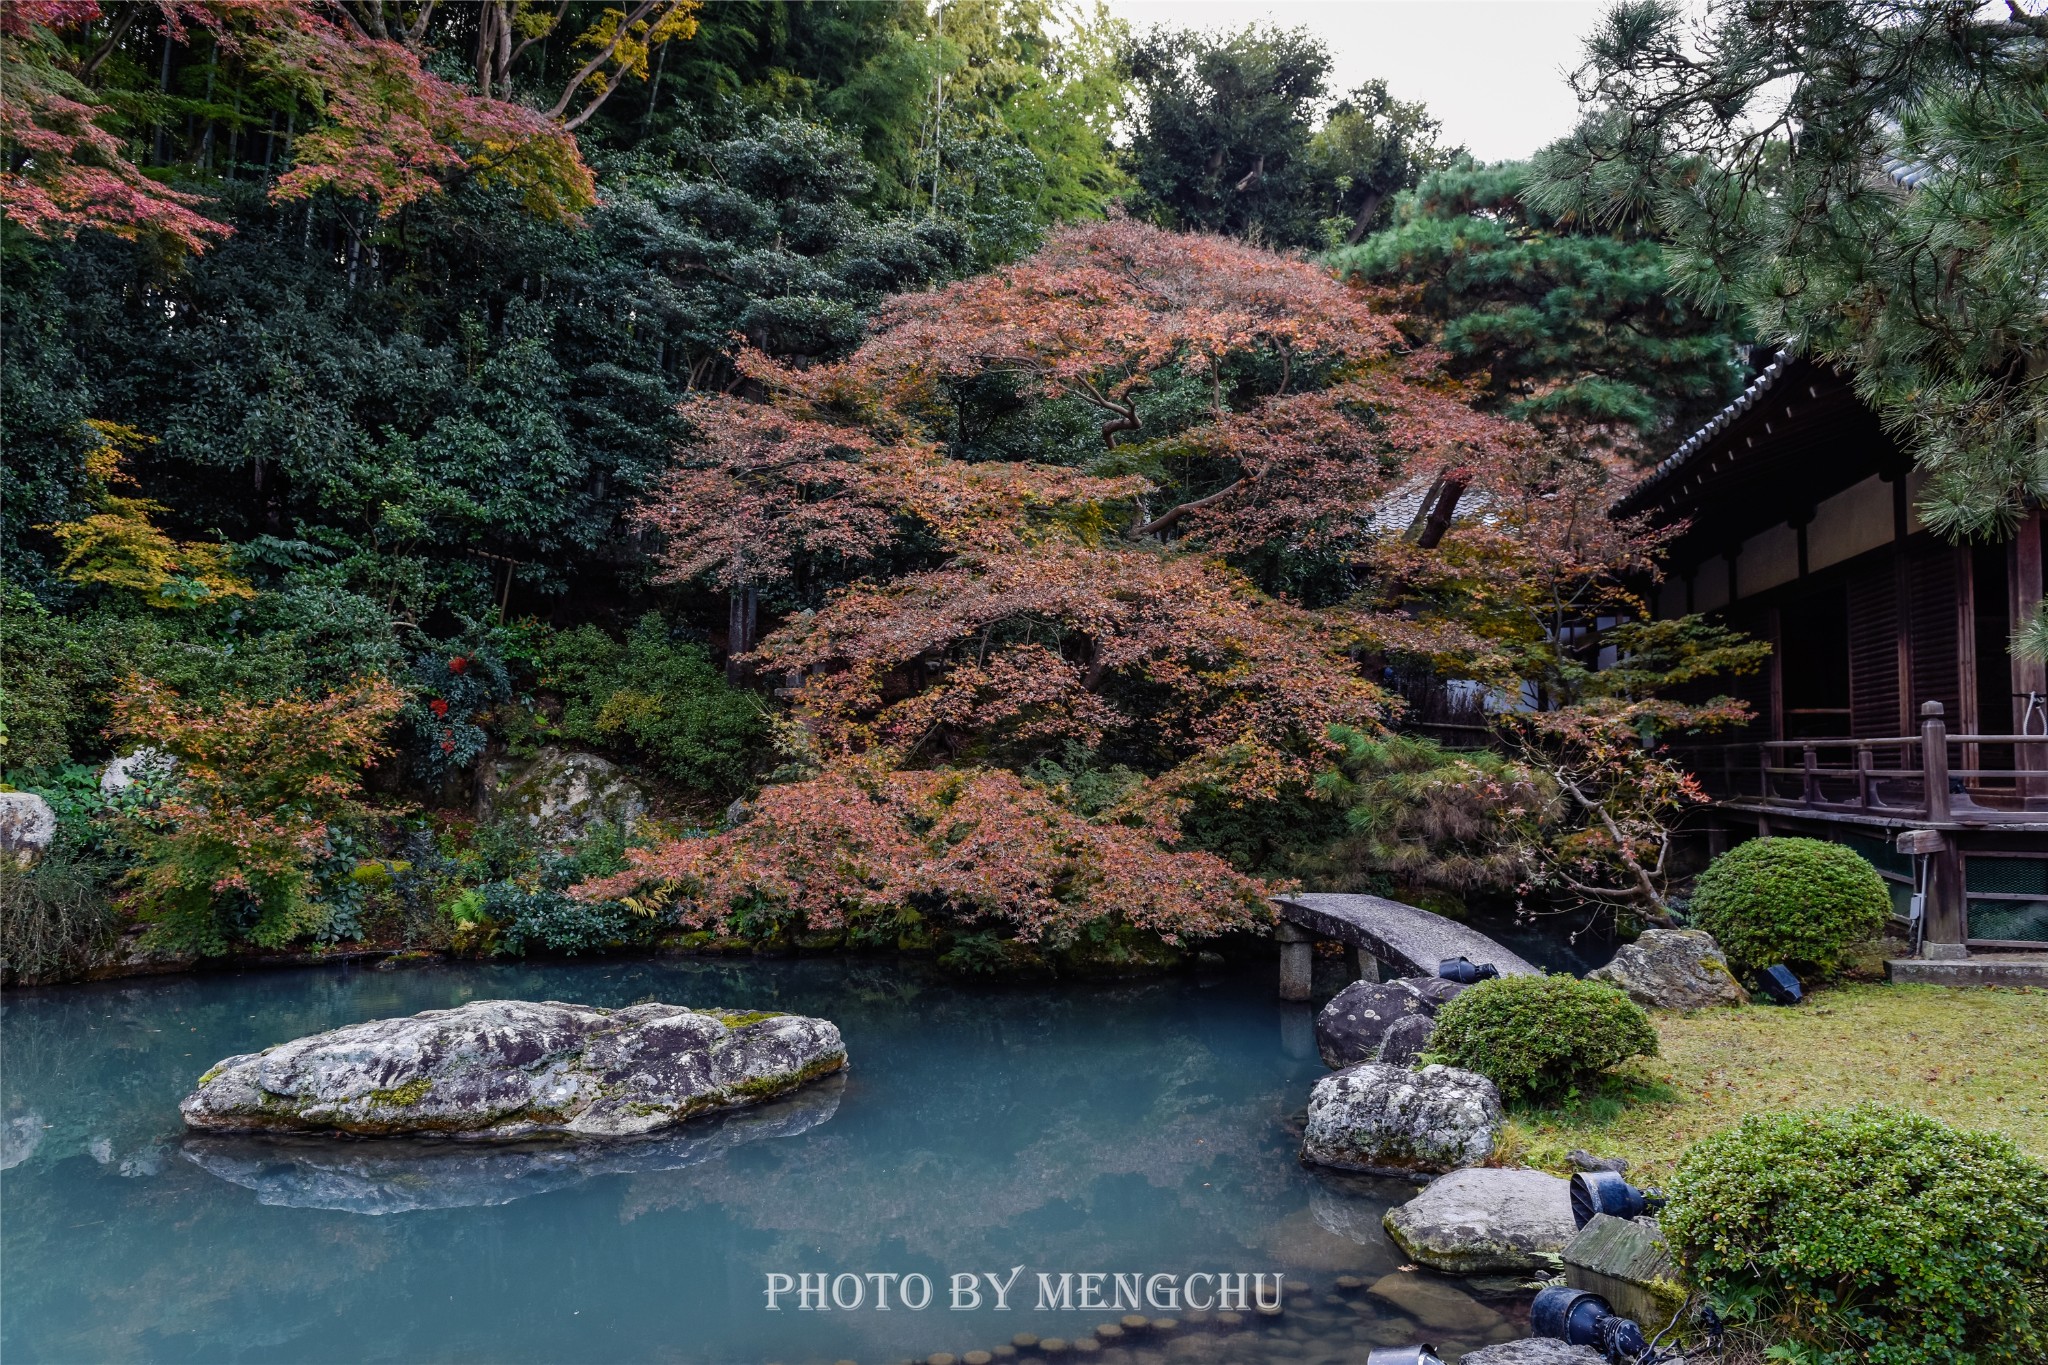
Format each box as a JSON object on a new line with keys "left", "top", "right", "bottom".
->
{"left": 1271, "top": 893, "right": 1538, "bottom": 1000}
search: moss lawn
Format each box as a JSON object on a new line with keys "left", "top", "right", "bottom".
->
{"left": 1501, "top": 982, "right": 2048, "bottom": 1181}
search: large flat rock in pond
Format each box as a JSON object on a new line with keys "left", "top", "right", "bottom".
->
{"left": 1384, "top": 1167, "right": 1578, "bottom": 1274}
{"left": 181, "top": 999, "right": 846, "bottom": 1140}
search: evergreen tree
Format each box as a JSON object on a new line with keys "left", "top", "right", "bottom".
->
{"left": 1121, "top": 25, "right": 1454, "bottom": 248}
{"left": 1531, "top": 0, "right": 2048, "bottom": 534}
{"left": 1331, "top": 157, "right": 1745, "bottom": 452}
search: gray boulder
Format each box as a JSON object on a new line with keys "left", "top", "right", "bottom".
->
{"left": 1460, "top": 1342, "right": 1606, "bottom": 1365}
{"left": 1589, "top": 928, "right": 1749, "bottom": 1010}
{"left": 1383, "top": 1167, "right": 1578, "bottom": 1273}
{"left": 478, "top": 746, "right": 648, "bottom": 845}
{"left": 183, "top": 1076, "right": 843, "bottom": 1214}
{"left": 0, "top": 791, "right": 57, "bottom": 867}
{"left": 1567, "top": 1149, "right": 1628, "bottom": 1174}
{"left": 1377, "top": 1013, "right": 1439, "bottom": 1067}
{"left": 1561, "top": 1213, "right": 1686, "bottom": 1325}
{"left": 1315, "top": 976, "right": 1467, "bottom": 1069}
{"left": 181, "top": 999, "right": 845, "bottom": 1140}
{"left": 1300, "top": 1063, "right": 1501, "bottom": 1176}
{"left": 100, "top": 747, "right": 176, "bottom": 798}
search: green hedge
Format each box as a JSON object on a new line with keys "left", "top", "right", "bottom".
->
{"left": 1428, "top": 973, "right": 1658, "bottom": 1102}
{"left": 1664, "top": 1103, "right": 2048, "bottom": 1364}
{"left": 1689, "top": 837, "right": 1889, "bottom": 976}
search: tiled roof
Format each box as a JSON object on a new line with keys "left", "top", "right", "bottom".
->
{"left": 1614, "top": 349, "right": 1794, "bottom": 514}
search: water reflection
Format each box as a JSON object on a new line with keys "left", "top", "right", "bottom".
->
{"left": 2, "top": 959, "right": 1529, "bottom": 1364}
{"left": 182, "top": 1076, "right": 844, "bottom": 1215}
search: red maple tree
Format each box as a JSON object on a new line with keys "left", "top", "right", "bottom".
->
{"left": 1, "top": 1, "right": 601, "bottom": 254}
{"left": 573, "top": 761, "right": 1271, "bottom": 948}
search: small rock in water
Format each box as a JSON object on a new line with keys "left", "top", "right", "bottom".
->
{"left": 180, "top": 998, "right": 845, "bottom": 1140}
{"left": 1383, "top": 1168, "right": 1579, "bottom": 1274}
{"left": 1300, "top": 1064, "right": 1502, "bottom": 1176}
{"left": 1459, "top": 1341, "right": 1606, "bottom": 1364}
{"left": 1588, "top": 929, "right": 1748, "bottom": 1010}
{"left": 1364, "top": 1270, "right": 1506, "bottom": 1334}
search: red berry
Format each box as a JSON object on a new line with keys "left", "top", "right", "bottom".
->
{"left": 448, "top": 656, "right": 467, "bottom": 673}
{"left": 429, "top": 698, "right": 450, "bottom": 717}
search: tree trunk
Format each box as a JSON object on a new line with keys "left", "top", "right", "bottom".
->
{"left": 1344, "top": 189, "right": 1387, "bottom": 245}
{"left": 1417, "top": 478, "right": 1466, "bottom": 548}
{"left": 726, "top": 585, "right": 760, "bottom": 684}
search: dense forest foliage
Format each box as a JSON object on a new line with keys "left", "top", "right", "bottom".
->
{"left": 3, "top": 0, "right": 1776, "bottom": 979}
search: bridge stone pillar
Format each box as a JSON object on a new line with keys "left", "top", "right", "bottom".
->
{"left": 1345, "top": 945, "right": 1379, "bottom": 984}
{"left": 1276, "top": 921, "right": 1315, "bottom": 1001}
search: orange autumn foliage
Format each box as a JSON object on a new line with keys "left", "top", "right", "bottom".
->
{"left": 109, "top": 675, "right": 405, "bottom": 954}
{"left": 573, "top": 762, "right": 1270, "bottom": 947}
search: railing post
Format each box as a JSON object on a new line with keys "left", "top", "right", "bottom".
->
{"left": 1921, "top": 701, "right": 1950, "bottom": 822}
{"left": 1801, "top": 744, "right": 1819, "bottom": 804}
{"left": 1758, "top": 743, "right": 1770, "bottom": 800}
{"left": 1856, "top": 745, "right": 1873, "bottom": 810}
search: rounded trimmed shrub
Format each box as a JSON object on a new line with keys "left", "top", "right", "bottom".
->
{"left": 1663, "top": 1103, "right": 2048, "bottom": 1364}
{"left": 1689, "top": 837, "right": 1888, "bottom": 976}
{"left": 1428, "top": 973, "right": 1658, "bottom": 1101}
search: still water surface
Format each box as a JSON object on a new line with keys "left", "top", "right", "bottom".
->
{"left": 2, "top": 959, "right": 1531, "bottom": 1363}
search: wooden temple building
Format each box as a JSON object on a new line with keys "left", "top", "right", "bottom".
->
{"left": 1617, "top": 353, "right": 2048, "bottom": 973}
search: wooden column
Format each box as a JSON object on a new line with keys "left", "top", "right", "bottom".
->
{"left": 2011, "top": 511, "right": 2047, "bottom": 801}
{"left": 1957, "top": 545, "right": 1979, "bottom": 780}
{"left": 1924, "top": 842, "right": 1969, "bottom": 958}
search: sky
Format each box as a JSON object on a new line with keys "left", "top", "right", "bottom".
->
{"left": 1099, "top": 0, "right": 1615, "bottom": 163}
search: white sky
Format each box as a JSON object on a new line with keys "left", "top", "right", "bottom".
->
{"left": 1099, "top": 0, "right": 1614, "bottom": 163}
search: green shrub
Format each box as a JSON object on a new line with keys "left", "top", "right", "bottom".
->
{"left": 0, "top": 843, "right": 120, "bottom": 983}
{"left": 527, "top": 615, "right": 765, "bottom": 797}
{"left": 484, "top": 882, "right": 647, "bottom": 957}
{"left": 1663, "top": 1103, "right": 2048, "bottom": 1364}
{"left": 1429, "top": 973, "right": 1658, "bottom": 1101}
{"left": 1689, "top": 837, "right": 1889, "bottom": 976}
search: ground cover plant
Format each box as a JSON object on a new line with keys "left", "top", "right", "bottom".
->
{"left": 1502, "top": 983, "right": 2048, "bottom": 1181}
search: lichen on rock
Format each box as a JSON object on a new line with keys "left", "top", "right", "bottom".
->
{"left": 1299, "top": 1062, "right": 1502, "bottom": 1176}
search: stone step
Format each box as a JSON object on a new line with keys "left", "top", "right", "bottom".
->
{"left": 1886, "top": 954, "right": 2048, "bottom": 987}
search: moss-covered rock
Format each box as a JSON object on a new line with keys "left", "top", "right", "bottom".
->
{"left": 181, "top": 999, "right": 845, "bottom": 1140}
{"left": 478, "top": 746, "right": 648, "bottom": 847}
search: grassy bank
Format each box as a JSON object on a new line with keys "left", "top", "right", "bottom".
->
{"left": 1502, "top": 983, "right": 2048, "bottom": 1181}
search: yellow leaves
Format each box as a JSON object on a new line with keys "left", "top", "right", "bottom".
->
{"left": 571, "top": 2, "right": 701, "bottom": 87}
{"left": 44, "top": 421, "right": 254, "bottom": 611}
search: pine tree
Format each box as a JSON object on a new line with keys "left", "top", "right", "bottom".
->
{"left": 1331, "top": 158, "right": 1746, "bottom": 455}
{"left": 1531, "top": 0, "right": 2048, "bottom": 534}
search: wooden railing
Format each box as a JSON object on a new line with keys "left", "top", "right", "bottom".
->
{"left": 1670, "top": 702, "right": 2048, "bottom": 824}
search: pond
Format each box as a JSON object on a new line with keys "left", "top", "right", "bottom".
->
{"left": 1, "top": 959, "right": 1535, "bottom": 1364}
